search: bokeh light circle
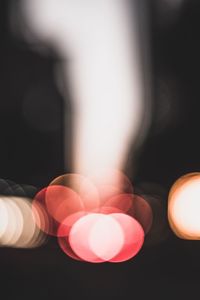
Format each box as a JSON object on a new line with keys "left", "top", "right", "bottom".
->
{"left": 49, "top": 174, "right": 100, "bottom": 211}
{"left": 109, "top": 213, "right": 144, "bottom": 262}
{"left": 88, "top": 214, "right": 124, "bottom": 261}
{"left": 45, "top": 185, "right": 84, "bottom": 223}
{"left": 69, "top": 213, "right": 106, "bottom": 263}
{"left": 168, "top": 173, "right": 200, "bottom": 239}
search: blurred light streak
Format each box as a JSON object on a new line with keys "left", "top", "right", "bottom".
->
{"left": 19, "top": 0, "right": 149, "bottom": 191}
{"left": 168, "top": 173, "right": 200, "bottom": 239}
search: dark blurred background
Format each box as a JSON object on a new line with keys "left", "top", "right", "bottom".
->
{"left": 1, "top": 0, "right": 200, "bottom": 299}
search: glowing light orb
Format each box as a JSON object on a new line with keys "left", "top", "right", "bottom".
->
{"left": 45, "top": 185, "right": 83, "bottom": 223}
{"left": 88, "top": 214, "right": 124, "bottom": 261}
{"left": 49, "top": 174, "right": 100, "bottom": 211}
{"left": 109, "top": 213, "right": 144, "bottom": 262}
{"left": 69, "top": 213, "right": 125, "bottom": 263}
{"left": 168, "top": 173, "right": 200, "bottom": 239}
{"left": 66, "top": 212, "right": 144, "bottom": 263}
{"left": 69, "top": 214, "right": 107, "bottom": 263}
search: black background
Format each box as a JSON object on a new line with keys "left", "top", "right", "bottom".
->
{"left": 1, "top": 1, "right": 200, "bottom": 299}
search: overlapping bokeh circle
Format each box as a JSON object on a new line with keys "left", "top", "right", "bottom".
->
{"left": 2, "top": 170, "right": 200, "bottom": 258}
{"left": 32, "top": 171, "right": 154, "bottom": 263}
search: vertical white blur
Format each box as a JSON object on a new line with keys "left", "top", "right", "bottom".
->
{"left": 20, "top": 0, "right": 146, "bottom": 187}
